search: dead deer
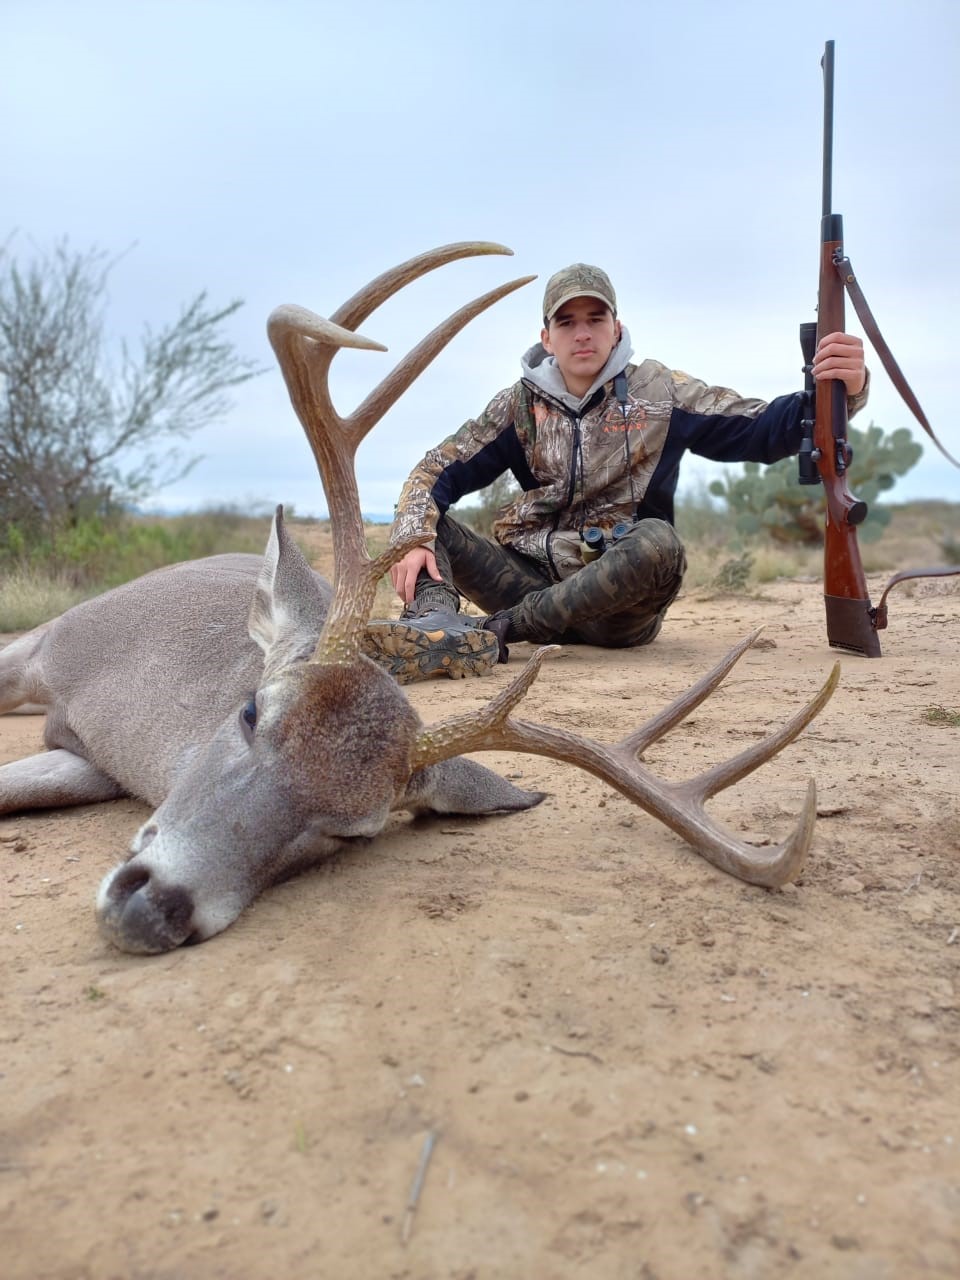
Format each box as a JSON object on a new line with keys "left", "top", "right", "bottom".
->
{"left": 0, "top": 243, "right": 839, "bottom": 953}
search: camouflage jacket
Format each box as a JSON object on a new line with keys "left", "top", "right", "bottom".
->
{"left": 392, "top": 337, "right": 869, "bottom": 581}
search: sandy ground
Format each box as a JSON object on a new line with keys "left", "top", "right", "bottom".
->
{"left": 1, "top": 570, "right": 959, "bottom": 1280}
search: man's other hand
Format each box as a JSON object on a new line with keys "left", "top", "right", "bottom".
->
{"left": 390, "top": 546, "right": 442, "bottom": 604}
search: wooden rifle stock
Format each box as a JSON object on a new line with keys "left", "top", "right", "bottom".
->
{"left": 798, "top": 42, "right": 960, "bottom": 652}
{"left": 800, "top": 40, "right": 881, "bottom": 657}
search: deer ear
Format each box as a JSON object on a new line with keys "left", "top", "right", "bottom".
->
{"left": 248, "top": 506, "right": 332, "bottom": 670}
{"left": 401, "top": 756, "right": 545, "bottom": 816}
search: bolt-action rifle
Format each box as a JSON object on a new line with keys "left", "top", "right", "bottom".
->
{"left": 797, "top": 40, "right": 960, "bottom": 656}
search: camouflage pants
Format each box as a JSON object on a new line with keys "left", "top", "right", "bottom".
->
{"left": 431, "top": 515, "right": 687, "bottom": 648}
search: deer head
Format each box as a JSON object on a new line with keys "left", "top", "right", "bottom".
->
{"left": 96, "top": 243, "right": 838, "bottom": 953}
{"left": 95, "top": 244, "right": 541, "bottom": 951}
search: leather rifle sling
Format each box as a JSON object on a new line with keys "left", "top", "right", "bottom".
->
{"left": 830, "top": 256, "right": 960, "bottom": 628}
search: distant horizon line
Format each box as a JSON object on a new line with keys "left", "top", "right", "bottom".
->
{"left": 135, "top": 495, "right": 960, "bottom": 524}
{"left": 135, "top": 505, "right": 397, "bottom": 524}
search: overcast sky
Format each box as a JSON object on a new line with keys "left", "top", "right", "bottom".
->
{"left": 5, "top": 0, "right": 959, "bottom": 518}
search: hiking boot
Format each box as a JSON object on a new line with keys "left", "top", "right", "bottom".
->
{"left": 362, "top": 609, "right": 500, "bottom": 684}
{"left": 478, "top": 611, "right": 512, "bottom": 664}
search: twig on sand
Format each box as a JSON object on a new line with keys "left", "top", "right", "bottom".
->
{"left": 401, "top": 1129, "right": 439, "bottom": 1244}
{"left": 547, "top": 1043, "right": 605, "bottom": 1065}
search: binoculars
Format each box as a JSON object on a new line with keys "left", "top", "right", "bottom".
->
{"left": 581, "top": 521, "right": 635, "bottom": 562}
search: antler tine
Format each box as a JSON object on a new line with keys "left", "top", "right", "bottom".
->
{"left": 271, "top": 245, "right": 535, "bottom": 453}
{"left": 329, "top": 241, "right": 519, "bottom": 331}
{"left": 349, "top": 273, "right": 536, "bottom": 437}
{"left": 267, "top": 245, "right": 536, "bottom": 665}
{"left": 683, "top": 662, "right": 840, "bottom": 801}
{"left": 412, "top": 645, "right": 560, "bottom": 762}
{"left": 268, "top": 306, "right": 372, "bottom": 664}
{"left": 621, "top": 628, "right": 764, "bottom": 756}
{"left": 411, "top": 638, "right": 841, "bottom": 888}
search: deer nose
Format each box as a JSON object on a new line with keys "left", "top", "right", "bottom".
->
{"left": 96, "top": 860, "right": 196, "bottom": 954}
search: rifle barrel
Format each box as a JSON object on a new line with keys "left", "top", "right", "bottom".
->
{"left": 821, "top": 40, "right": 835, "bottom": 218}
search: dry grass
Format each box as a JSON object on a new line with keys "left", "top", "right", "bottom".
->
{"left": 141, "top": 500, "right": 960, "bottom": 617}
{"left": 0, "top": 568, "right": 88, "bottom": 632}
{"left": 4, "top": 501, "right": 959, "bottom": 632}
{"left": 921, "top": 704, "right": 960, "bottom": 727}
{"left": 866, "top": 499, "right": 960, "bottom": 567}
{"left": 291, "top": 518, "right": 398, "bottom": 616}
{"left": 683, "top": 500, "right": 960, "bottom": 597}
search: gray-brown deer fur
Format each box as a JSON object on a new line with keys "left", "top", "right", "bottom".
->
{"left": 0, "top": 242, "right": 839, "bottom": 955}
{"left": 0, "top": 511, "right": 543, "bottom": 952}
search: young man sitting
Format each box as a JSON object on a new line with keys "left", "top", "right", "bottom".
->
{"left": 363, "top": 263, "right": 867, "bottom": 683}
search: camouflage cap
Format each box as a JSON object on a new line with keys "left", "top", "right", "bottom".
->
{"left": 542, "top": 263, "right": 617, "bottom": 323}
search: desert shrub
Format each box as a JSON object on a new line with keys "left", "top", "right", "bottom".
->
{"left": 674, "top": 482, "right": 737, "bottom": 546}
{"left": 1, "top": 508, "right": 270, "bottom": 590}
{"left": 711, "top": 553, "right": 755, "bottom": 594}
{"left": 0, "top": 509, "right": 273, "bottom": 631}
{"left": 0, "top": 239, "right": 261, "bottom": 551}
{"left": 457, "top": 473, "right": 521, "bottom": 535}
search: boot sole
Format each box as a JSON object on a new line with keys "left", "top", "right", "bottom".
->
{"left": 362, "top": 619, "right": 500, "bottom": 684}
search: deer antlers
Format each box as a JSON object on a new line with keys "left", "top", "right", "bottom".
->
{"left": 268, "top": 242, "right": 535, "bottom": 664}
{"left": 412, "top": 632, "right": 839, "bottom": 887}
{"left": 269, "top": 243, "right": 840, "bottom": 887}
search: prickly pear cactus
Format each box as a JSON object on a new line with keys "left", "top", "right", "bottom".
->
{"left": 709, "top": 422, "right": 922, "bottom": 546}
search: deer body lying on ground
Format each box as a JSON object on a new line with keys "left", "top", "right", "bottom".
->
{"left": 0, "top": 517, "right": 542, "bottom": 951}
{"left": 0, "top": 243, "right": 838, "bottom": 954}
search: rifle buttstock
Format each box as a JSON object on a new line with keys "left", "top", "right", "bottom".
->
{"left": 824, "top": 595, "right": 882, "bottom": 658}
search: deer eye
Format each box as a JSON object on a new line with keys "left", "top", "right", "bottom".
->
{"left": 239, "top": 698, "right": 258, "bottom": 743}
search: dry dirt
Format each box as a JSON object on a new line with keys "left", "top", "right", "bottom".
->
{"left": 2, "top": 568, "right": 959, "bottom": 1279}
